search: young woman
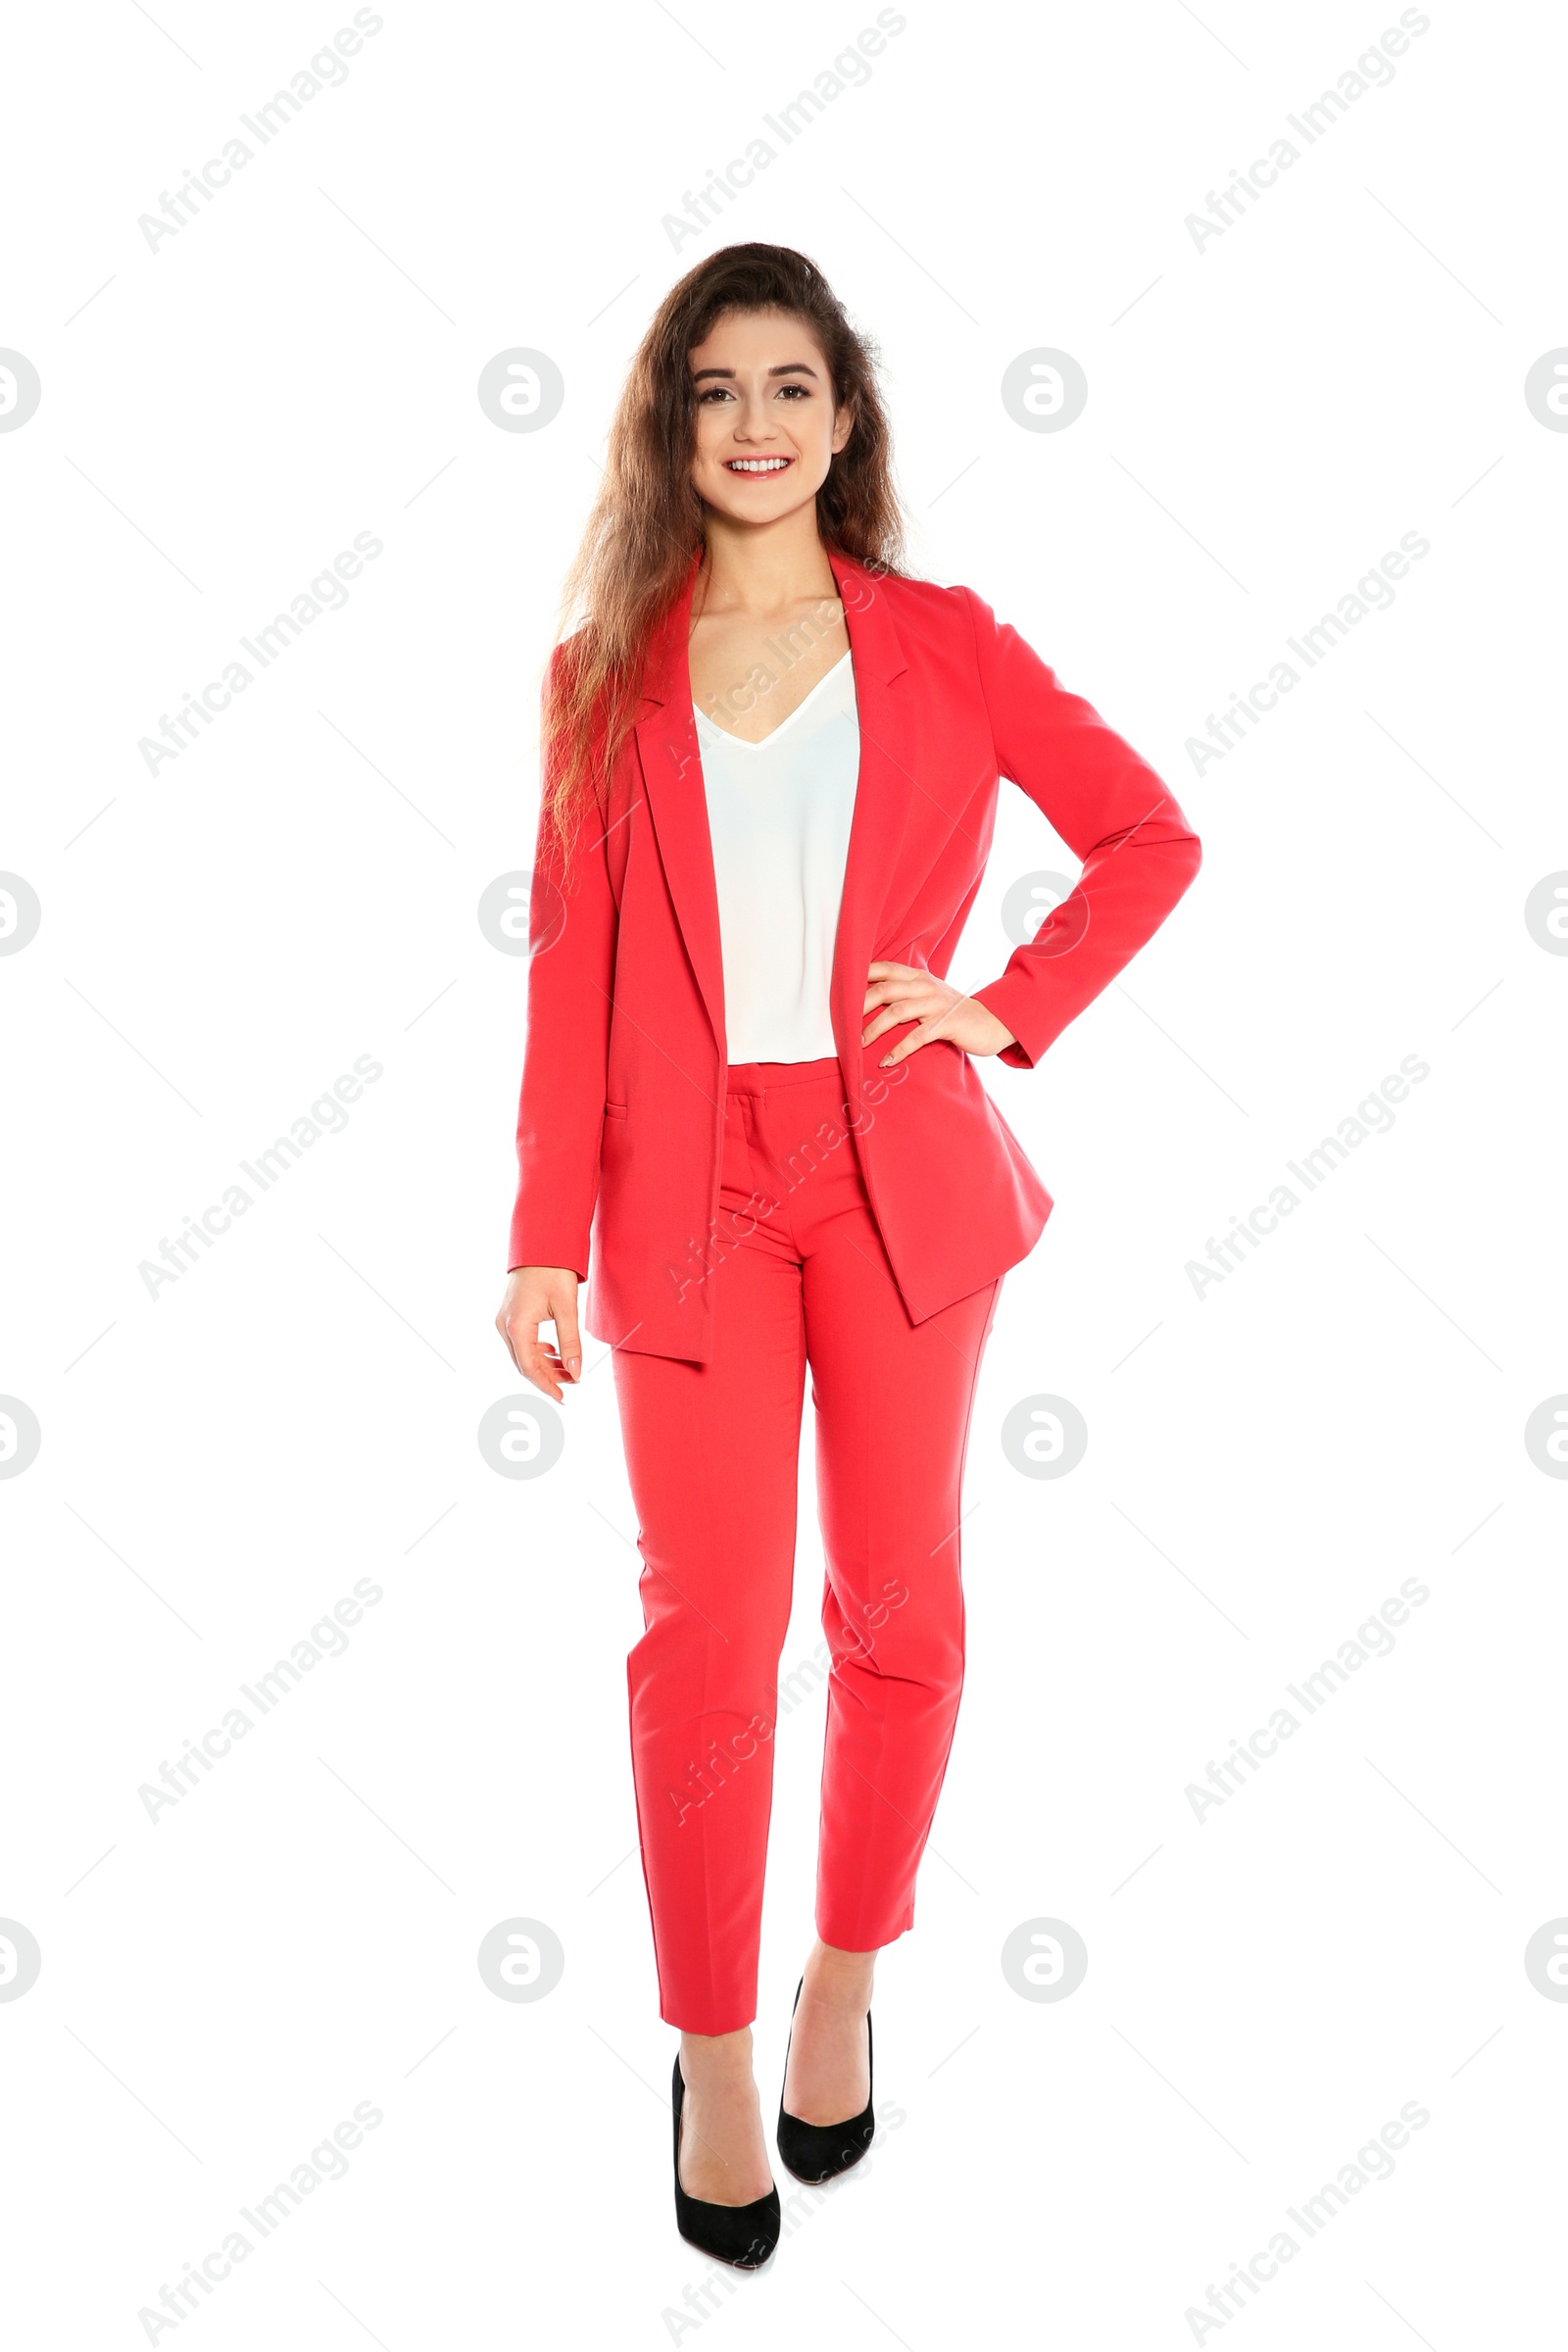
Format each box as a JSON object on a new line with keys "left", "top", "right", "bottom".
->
{"left": 497, "top": 243, "right": 1200, "bottom": 2266}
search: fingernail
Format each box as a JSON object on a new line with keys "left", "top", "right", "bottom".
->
{"left": 565, "top": 1357, "right": 581, "bottom": 1379}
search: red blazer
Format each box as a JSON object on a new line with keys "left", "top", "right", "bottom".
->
{"left": 508, "top": 548, "right": 1200, "bottom": 1363}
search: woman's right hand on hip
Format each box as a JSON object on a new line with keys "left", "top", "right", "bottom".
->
{"left": 497, "top": 1267, "right": 581, "bottom": 1401}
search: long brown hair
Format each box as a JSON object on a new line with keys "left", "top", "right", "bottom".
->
{"left": 542, "top": 243, "right": 908, "bottom": 858}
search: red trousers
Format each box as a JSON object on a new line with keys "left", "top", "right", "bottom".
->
{"left": 612, "top": 1056, "right": 1001, "bottom": 2034}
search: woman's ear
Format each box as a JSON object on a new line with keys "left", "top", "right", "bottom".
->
{"left": 830, "top": 399, "right": 857, "bottom": 456}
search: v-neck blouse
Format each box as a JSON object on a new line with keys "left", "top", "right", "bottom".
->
{"left": 693, "top": 653, "right": 859, "bottom": 1063}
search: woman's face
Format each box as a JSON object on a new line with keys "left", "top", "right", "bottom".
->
{"left": 687, "top": 308, "right": 854, "bottom": 527}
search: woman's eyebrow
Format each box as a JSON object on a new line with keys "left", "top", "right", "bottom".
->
{"left": 690, "top": 362, "right": 820, "bottom": 382}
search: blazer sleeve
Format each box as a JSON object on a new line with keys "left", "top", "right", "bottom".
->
{"left": 959, "top": 586, "right": 1202, "bottom": 1070}
{"left": 506, "top": 662, "right": 618, "bottom": 1275}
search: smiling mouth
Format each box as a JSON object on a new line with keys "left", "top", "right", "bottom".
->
{"left": 724, "top": 456, "right": 794, "bottom": 474}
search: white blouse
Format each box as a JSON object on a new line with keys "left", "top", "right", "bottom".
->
{"left": 694, "top": 652, "right": 860, "bottom": 1063}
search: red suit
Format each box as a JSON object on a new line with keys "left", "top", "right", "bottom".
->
{"left": 509, "top": 550, "right": 1200, "bottom": 2029}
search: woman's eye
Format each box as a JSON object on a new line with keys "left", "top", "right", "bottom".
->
{"left": 694, "top": 382, "right": 812, "bottom": 403}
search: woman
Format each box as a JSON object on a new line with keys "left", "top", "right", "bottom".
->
{"left": 497, "top": 243, "right": 1200, "bottom": 2265}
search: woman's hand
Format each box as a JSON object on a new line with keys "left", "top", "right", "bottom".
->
{"left": 862, "top": 962, "right": 1016, "bottom": 1067}
{"left": 497, "top": 1266, "right": 582, "bottom": 1402}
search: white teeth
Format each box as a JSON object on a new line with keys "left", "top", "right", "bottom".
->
{"left": 727, "top": 458, "right": 790, "bottom": 472}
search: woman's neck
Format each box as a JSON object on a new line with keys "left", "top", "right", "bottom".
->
{"left": 697, "top": 503, "right": 838, "bottom": 619}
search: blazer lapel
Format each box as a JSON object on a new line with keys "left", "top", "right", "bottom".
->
{"left": 826, "top": 550, "right": 909, "bottom": 1081}
{"left": 633, "top": 554, "right": 727, "bottom": 1057}
{"left": 632, "top": 545, "right": 911, "bottom": 1074}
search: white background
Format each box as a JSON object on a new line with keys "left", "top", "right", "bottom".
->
{"left": 4, "top": 0, "right": 1566, "bottom": 2343}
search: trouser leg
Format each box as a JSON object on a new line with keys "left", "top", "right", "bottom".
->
{"left": 611, "top": 1154, "right": 804, "bottom": 2034}
{"left": 802, "top": 1208, "right": 1001, "bottom": 1953}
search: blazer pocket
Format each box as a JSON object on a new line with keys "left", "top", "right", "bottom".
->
{"left": 603, "top": 1101, "right": 628, "bottom": 1120}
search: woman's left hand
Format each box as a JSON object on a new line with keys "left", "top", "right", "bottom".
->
{"left": 862, "top": 961, "right": 1016, "bottom": 1067}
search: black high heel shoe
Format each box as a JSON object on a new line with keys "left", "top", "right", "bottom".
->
{"left": 776, "top": 1978, "right": 876, "bottom": 2183}
{"left": 671, "top": 2055, "right": 781, "bottom": 2268}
